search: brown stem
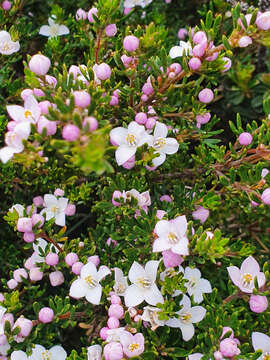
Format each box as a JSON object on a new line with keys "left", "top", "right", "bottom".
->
{"left": 38, "top": 233, "right": 63, "bottom": 253}
{"left": 95, "top": 29, "right": 103, "bottom": 64}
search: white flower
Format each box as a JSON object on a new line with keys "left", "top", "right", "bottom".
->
{"left": 106, "top": 327, "right": 126, "bottom": 342}
{"left": 189, "top": 354, "right": 204, "bottom": 360}
{"left": 124, "top": 260, "right": 164, "bottom": 307}
{"left": 31, "top": 237, "right": 60, "bottom": 265}
{"left": 169, "top": 41, "right": 192, "bottom": 59}
{"left": 87, "top": 344, "right": 102, "bottom": 360}
{"left": 124, "top": 0, "right": 144, "bottom": 8}
{"left": 39, "top": 18, "right": 69, "bottom": 38}
{"left": 9, "top": 204, "right": 25, "bottom": 217}
{"left": 0, "top": 306, "right": 10, "bottom": 356}
{"left": 11, "top": 344, "right": 67, "bottom": 360}
{"left": 110, "top": 121, "right": 151, "bottom": 166}
{"left": 181, "top": 267, "right": 212, "bottom": 304}
{"left": 141, "top": 306, "right": 165, "bottom": 330}
{"left": 252, "top": 332, "right": 270, "bottom": 360}
{"left": 153, "top": 215, "right": 189, "bottom": 255}
{"left": 0, "top": 31, "right": 20, "bottom": 55}
{"left": 148, "top": 122, "right": 179, "bottom": 166}
{"left": 0, "top": 122, "right": 31, "bottom": 163}
{"left": 166, "top": 295, "right": 206, "bottom": 341}
{"left": 7, "top": 95, "right": 40, "bottom": 125}
{"left": 69, "top": 262, "right": 111, "bottom": 305}
{"left": 41, "top": 194, "right": 68, "bottom": 226}
{"left": 113, "top": 267, "right": 128, "bottom": 296}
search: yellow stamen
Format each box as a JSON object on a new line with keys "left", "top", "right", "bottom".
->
{"left": 41, "top": 350, "right": 52, "bottom": 360}
{"left": 126, "top": 134, "right": 137, "bottom": 146}
{"left": 136, "top": 277, "right": 152, "bottom": 289}
{"left": 24, "top": 110, "right": 32, "bottom": 118}
{"left": 85, "top": 275, "right": 97, "bottom": 288}
{"left": 129, "top": 343, "right": 139, "bottom": 352}
{"left": 168, "top": 232, "right": 179, "bottom": 244}
{"left": 242, "top": 273, "right": 252, "bottom": 284}
{"left": 153, "top": 137, "right": 166, "bottom": 149}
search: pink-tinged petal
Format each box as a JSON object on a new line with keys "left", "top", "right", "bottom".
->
{"left": 97, "top": 265, "right": 111, "bottom": 281}
{"left": 257, "top": 272, "right": 266, "bottom": 288}
{"left": 39, "top": 25, "right": 51, "bottom": 36}
{"left": 44, "top": 194, "right": 57, "bottom": 208}
{"left": 115, "top": 145, "right": 136, "bottom": 166}
{"left": 163, "top": 138, "right": 179, "bottom": 154}
{"left": 11, "top": 351, "right": 28, "bottom": 360}
{"left": 227, "top": 266, "right": 241, "bottom": 287}
{"left": 138, "top": 133, "right": 153, "bottom": 147}
{"left": 184, "top": 267, "right": 201, "bottom": 280}
{"left": 124, "top": 284, "right": 144, "bottom": 307}
{"left": 0, "top": 31, "right": 11, "bottom": 42}
{"left": 144, "top": 284, "right": 164, "bottom": 305}
{"left": 252, "top": 332, "right": 270, "bottom": 352}
{"left": 128, "top": 261, "right": 145, "bottom": 283}
{"left": 180, "top": 323, "right": 195, "bottom": 341}
{"left": 6, "top": 105, "right": 25, "bottom": 122}
{"left": 154, "top": 220, "right": 171, "bottom": 237}
{"left": 180, "top": 294, "right": 191, "bottom": 308}
{"left": 128, "top": 121, "right": 145, "bottom": 137}
{"left": 58, "top": 25, "right": 70, "bottom": 36}
{"left": 153, "top": 237, "right": 171, "bottom": 252}
{"left": 241, "top": 256, "right": 260, "bottom": 275}
{"left": 25, "top": 95, "right": 40, "bottom": 121}
{"left": 110, "top": 127, "right": 128, "bottom": 146}
{"left": 154, "top": 122, "right": 168, "bottom": 138}
{"left": 29, "top": 344, "right": 46, "bottom": 360}
{"left": 69, "top": 278, "right": 88, "bottom": 299}
{"left": 190, "top": 306, "right": 206, "bottom": 323}
{"left": 58, "top": 197, "right": 68, "bottom": 211}
{"left": 134, "top": 333, "right": 145, "bottom": 346}
{"left": 14, "top": 121, "right": 31, "bottom": 139}
{"left": 55, "top": 212, "right": 65, "bottom": 226}
{"left": 145, "top": 260, "right": 160, "bottom": 282}
{"left": 81, "top": 261, "right": 97, "bottom": 279}
{"left": 171, "top": 215, "right": 187, "bottom": 237}
{"left": 198, "top": 278, "right": 212, "bottom": 293}
{"left": 172, "top": 238, "right": 189, "bottom": 255}
{"left": 0, "top": 147, "right": 16, "bottom": 163}
{"left": 50, "top": 345, "right": 67, "bottom": 360}
{"left": 152, "top": 153, "right": 166, "bottom": 167}
{"left": 169, "top": 46, "right": 182, "bottom": 59}
{"left": 85, "top": 284, "right": 102, "bottom": 305}
{"left": 120, "top": 331, "right": 133, "bottom": 348}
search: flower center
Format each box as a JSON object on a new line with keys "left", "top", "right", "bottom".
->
{"left": 153, "top": 137, "right": 166, "bottom": 149}
{"left": 2, "top": 41, "right": 12, "bottom": 52}
{"left": 85, "top": 275, "right": 98, "bottom": 288}
{"left": 136, "top": 276, "right": 152, "bottom": 289}
{"left": 115, "top": 282, "right": 126, "bottom": 294}
{"left": 24, "top": 110, "right": 33, "bottom": 119}
{"left": 242, "top": 273, "right": 253, "bottom": 285}
{"left": 168, "top": 232, "right": 179, "bottom": 245}
{"left": 51, "top": 205, "right": 60, "bottom": 214}
{"left": 129, "top": 343, "right": 140, "bottom": 352}
{"left": 126, "top": 134, "right": 137, "bottom": 146}
{"left": 50, "top": 24, "right": 59, "bottom": 37}
{"left": 180, "top": 312, "right": 192, "bottom": 323}
{"left": 264, "top": 353, "right": 270, "bottom": 360}
{"left": 187, "top": 277, "right": 199, "bottom": 289}
{"left": 41, "top": 350, "right": 52, "bottom": 360}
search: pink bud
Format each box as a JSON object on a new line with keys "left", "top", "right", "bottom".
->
{"left": 141, "top": 94, "right": 148, "bottom": 102}
{"left": 238, "top": 36, "right": 252, "bottom": 47}
{"left": 49, "top": 271, "right": 64, "bottom": 286}
{"left": 33, "top": 88, "right": 45, "bottom": 97}
{"left": 142, "top": 82, "right": 154, "bottom": 95}
{"left": 214, "top": 351, "right": 223, "bottom": 360}
{"left": 39, "top": 100, "right": 51, "bottom": 115}
{"left": 167, "top": 63, "right": 182, "bottom": 75}
{"left": 193, "top": 31, "right": 207, "bottom": 44}
{"left": 134, "top": 314, "right": 142, "bottom": 322}
{"left": 160, "top": 195, "right": 172, "bottom": 202}
{"left": 177, "top": 28, "right": 188, "bottom": 39}
{"left": 145, "top": 117, "right": 156, "bottom": 130}
{"left": 14, "top": 317, "right": 33, "bottom": 337}
{"left": 192, "top": 206, "right": 209, "bottom": 223}
{"left": 24, "top": 257, "right": 35, "bottom": 270}
{"left": 156, "top": 210, "right": 166, "bottom": 220}
{"left": 262, "top": 188, "right": 270, "bottom": 205}
{"left": 0, "top": 293, "right": 4, "bottom": 302}
{"left": 219, "top": 338, "right": 240, "bottom": 357}
{"left": 104, "top": 342, "right": 123, "bottom": 360}
{"left": 123, "top": 35, "right": 139, "bottom": 52}
{"left": 88, "top": 7, "right": 98, "bottom": 23}
{"left": 17, "top": 217, "right": 32, "bottom": 233}
{"left": 110, "top": 96, "right": 119, "bottom": 106}
{"left": 196, "top": 112, "right": 211, "bottom": 125}
{"left": 76, "top": 8, "right": 87, "bottom": 21}
{"left": 21, "top": 89, "right": 34, "bottom": 101}
{"left": 37, "top": 117, "right": 57, "bottom": 136}
{"left": 33, "top": 196, "right": 43, "bottom": 207}
{"left": 162, "top": 250, "right": 184, "bottom": 268}
{"left": 105, "top": 24, "right": 117, "bottom": 37}
{"left": 106, "top": 238, "right": 117, "bottom": 247}
{"left": 238, "top": 132, "right": 252, "bottom": 145}
{"left": 198, "top": 88, "right": 214, "bottom": 103}
{"left": 29, "top": 267, "right": 43, "bottom": 281}
{"left": 45, "top": 75, "right": 57, "bottom": 88}
{"left": 1, "top": 0, "right": 11, "bottom": 10}
{"left": 95, "top": 63, "right": 112, "bottom": 80}
{"left": 108, "top": 304, "right": 124, "bottom": 319}
{"left": 65, "top": 252, "right": 79, "bottom": 267}
{"left": 3, "top": 313, "right": 14, "bottom": 327}
{"left": 13, "top": 269, "right": 28, "bottom": 283}
{"left": 62, "top": 124, "right": 80, "bottom": 141}
{"left": 26, "top": 205, "right": 37, "bottom": 215}
{"left": 222, "top": 57, "right": 232, "bottom": 72}
{"left": 112, "top": 190, "right": 122, "bottom": 206}
{"left": 29, "top": 54, "right": 51, "bottom": 76}
{"left": 256, "top": 11, "right": 270, "bottom": 30}
{"left": 39, "top": 307, "right": 54, "bottom": 323}
{"left": 189, "top": 57, "right": 201, "bottom": 71}
{"left": 72, "top": 261, "right": 84, "bottom": 275}
{"left": 124, "top": 7, "right": 132, "bottom": 15}
{"left": 88, "top": 255, "right": 100, "bottom": 267}
{"left": 74, "top": 90, "right": 91, "bottom": 108}
{"left": 64, "top": 204, "right": 75, "bottom": 216}
{"left": 31, "top": 214, "right": 44, "bottom": 228}
{"left": 249, "top": 295, "right": 268, "bottom": 313}
{"left": 192, "top": 42, "right": 207, "bottom": 57}
{"left": 107, "top": 316, "right": 120, "bottom": 329}
{"left": 100, "top": 327, "right": 109, "bottom": 340}
{"left": 121, "top": 54, "right": 133, "bottom": 68}
{"left": 135, "top": 112, "right": 147, "bottom": 125}
{"left": 23, "top": 232, "right": 35, "bottom": 243}
{"left": 45, "top": 253, "right": 59, "bottom": 266}
{"left": 111, "top": 294, "right": 121, "bottom": 304}
{"left": 83, "top": 116, "right": 98, "bottom": 132}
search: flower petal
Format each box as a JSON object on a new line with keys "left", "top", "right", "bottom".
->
{"left": 0, "top": 31, "right": 11, "bottom": 42}
{"left": 152, "top": 153, "right": 166, "bottom": 167}
{"left": 252, "top": 332, "right": 270, "bottom": 352}
{"left": 51, "top": 345, "right": 67, "bottom": 360}
{"left": 110, "top": 127, "right": 128, "bottom": 146}
{"left": 144, "top": 284, "right": 164, "bottom": 305}
{"left": 11, "top": 351, "right": 28, "bottom": 360}
{"left": 190, "top": 306, "right": 206, "bottom": 323}
{"left": 39, "top": 25, "right": 51, "bottom": 36}
{"left": 29, "top": 344, "right": 46, "bottom": 360}
{"left": 163, "top": 138, "right": 179, "bottom": 155}
{"left": 55, "top": 212, "right": 65, "bottom": 226}
{"left": 169, "top": 46, "right": 183, "bottom": 59}
{"left": 81, "top": 261, "right": 98, "bottom": 279}
{"left": 115, "top": 145, "right": 136, "bottom": 166}
{"left": 153, "top": 237, "right": 171, "bottom": 252}
{"left": 44, "top": 194, "right": 57, "bottom": 208}
{"left": 0, "top": 146, "right": 16, "bottom": 163}
{"left": 58, "top": 25, "right": 70, "bottom": 36}
{"left": 97, "top": 265, "right": 111, "bottom": 281}
{"left": 25, "top": 95, "right": 40, "bottom": 121}
{"left": 145, "top": 260, "right": 160, "bottom": 282}
{"left": 154, "top": 122, "right": 168, "bottom": 138}
{"left": 85, "top": 284, "right": 102, "bottom": 305}
{"left": 227, "top": 266, "right": 241, "bottom": 288}
{"left": 241, "top": 256, "right": 260, "bottom": 275}
{"left": 128, "top": 261, "right": 145, "bottom": 283}
{"left": 154, "top": 220, "right": 171, "bottom": 237}
{"left": 6, "top": 105, "right": 25, "bottom": 122}
{"left": 69, "top": 278, "right": 88, "bottom": 299}
{"left": 124, "top": 284, "right": 144, "bottom": 307}
{"left": 180, "top": 323, "right": 195, "bottom": 341}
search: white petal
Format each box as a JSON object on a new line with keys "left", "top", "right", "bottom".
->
{"left": 58, "top": 197, "right": 69, "bottom": 211}
{"left": 85, "top": 284, "right": 102, "bottom": 305}
{"left": 81, "top": 261, "right": 98, "bottom": 279}
{"left": 39, "top": 25, "right": 51, "bottom": 36}
{"left": 180, "top": 294, "right": 191, "bottom": 308}
{"left": 33, "top": 237, "right": 48, "bottom": 253}
{"left": 154, "top": 220, "right": 171, "bottom": 237}
{"left": 44, "top": 194, "right": 57, "bottom": 208}
{"left": 0, "top": 31, "right": 11, "bottom": 42}
{"left": 51, "top": 345, "right": 67, "bottom": 359}
{"left": 180, "top": 323, "right": 195, "bottom": 341}
{"left": 69, "top": 278, "right": 88, "bottom": 299}
{"left": 115, "top": 145, "right": 136, "bottom": 165}
{"left": 172, "top": 237, "right": 189, "bottom": 255}
{"left": 25, "top": 95, "right": 40, "bottom": 121}
{"left": 14, "top": 121, "right": 31, "bottom": 139}
{"left": 29, "top": 344, "right": 46, "bottom": 360}
{"left": 163, "top": 138, "right": 179, "bottom": 155}
{"left": 144, "top": 284, "right": 164, "bottom": 305}
{"left": 110, "top": 127, "right": 128, "bottom": 146}
{"left": 58, "top": 25, "right": 70, "bottom": 36}
{"left": 145, "top": 260, "right": 160, "bottom": 282}
{"left": 97, "top": 265, "right": 111, "bottom": 281}
{"left": 0, "top": 146, "right": 16, "bottom": 163}
{"left": 252, "top": 332, "right": 270, "bottom": 352}
{"left": 48, "top": 18, "right": 56, "bottom": 26}
{"left": 154, "top": 122, "right": 168, "bottom": 138}
{"left": 166, "top": 317, "right": 181, "bottom": 328}
{"left": 169, "top": 46, "right": 183, "bottom": 59}
{"left": 6, "top": 105, "right": 25, "bottom": 122}
{"left": 152, "top": 153, "right": 166, "bottom": 167}
{"left": 171, "top": 215, "right": 187, "bottom": 237}
{"left": 11, "top": 351, "right": 28, "bottom": 360}
{"left": 124, "top": 284, "right": 144, "bottom": 307}
{"left": 152, "top": 237, "right": 171, "bottom": 252}
{"left": 184, "top": 267, "right": 201, "bottom": 280}
{"left": 190, "top": 306, "right": 206, "bottom": 323}
{"left": 55, "top": 212, "right": 66, "bottom": 226}
{"left": 198, "top": 278, "right": 212, "bottom": 293}
{"left": 128, "top": 121, "right": 145, "bottom": 137}
{"left": 241, "top": 256, "right": 260, "bottom": 275}
{"left": 128, "top": 261, "right": 145, "bottom": 283}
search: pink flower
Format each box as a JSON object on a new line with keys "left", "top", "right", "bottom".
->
{"left": 227, "top": 256, "right": 265, "bottom": 293}
{"left": 7, "top": 95, "right": 40, "bottom": 124}
{"left": 120, "top": 331, "right": 144, "bottom": 358}
{"left": 153, "top": 216, "right": 189, "bottom": 255}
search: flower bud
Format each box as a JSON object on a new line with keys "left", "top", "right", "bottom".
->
{"left": 88, "top": 7, "right": 98, "bottom": 23}
{"left": 76, "top": 8, "right": 87, "bottom": 21}
{"left": 222, "top": 57, "right": 232, "bottom": 72}
{"left": 33, "top": 196, "right": 43, "bottom": 207}
{"left": 160, "top": 195, "right": 172, "bottom": 202}
{"left": 39, "top": 100, "right": 51, "bottom": 115}
{"left": 145, "top": 117, "right": 156, "bottom": 130}
{"left": 2, "top": 0, "right": 11, "bottom": 10}
{"left": 65, "top": 204, "right": 76, "bottom": 216}
{"left": 83, "top": 116, "right": 98, "bottom": 131}
{"left": 88, "top": 255, "right": 100, "bottom": 267}
{"left": 192, "top": 42, "right": 207, "bottom": 57}
{"left": 31, "top": 214, "right": 45, "bottom": 228}
{"left": 162, "top": 250, "right": 183, "bottom": 267}
{"left": 62, "top": 124, "right": 80, "bottom": 141}
{"left": 29, "top": 54, "right": 51, "bottom": 76}
{"left": 238, "top": 36, "right": 252, "bottom": 48}
{"left": 189, "top": 57, "right": 201, "bottom": 71}
{"left": 262, "top": 188, "right": 270, "bottom": 205}
{"left": 23, "top": 232, "right": 35, "bottom": 243}
{"left": 39, "top": 307, "right": 54, "bottom": 323}
{"left": 105, "top": 24, "right": 117, "bottom": 37}
{"left": 104, "top": 342, "right": 123, "bottom": 360}
{"left": 65, "top": 252, "right": 79, "bottom": 267}
{"left": 74, "top": 90, "right": 91, "bottom": 108}
{"left": 238, "top": 132, "right": 252, "bottom": 145}
{"left": 72, "top": 261, "right": 84, "bottom": 275}
{"left": 123, "top": 35, "right": 139, "bottom": 52}
{"left": 135, "top": 112, "right": 147, "bottom": 125}
{"left": 111, "top": 294, "right": 121, "bottom": 304}
{"left": 142, "top": 82, "right": 154, "bottom": 95}
{"left": 24, "top": 257, "right": 35, "bottom": 270}
{"left": 196, "top": 112, "right": 211, "bottom": 125}
{"left": 193, "top": 31, "right": 207, "bottom": 44}
{"left": 17, "top": 217, "right": 32, "bottom": 233}
{"left": 249, "top": 295, "right": 268, "bottom": 313}
{"left": 198, "top": 88, "right": 214, "bottom": 103}
{"left": 45, "top": 252, "right": 59, "bottom": 266}
{"left": 156, "top": 210, "right": 166, "bottom": 220}
{"left": 49, "top": 271, "right": 64, "bottom": 286}
{"left": 112, "top": 190, "right": 122, "bottom": 206}
{"left": 37, "top": 117, "right": 57, "bottom": 136}
{"left": 178, "top": 28, "right": 188, "bottom": 39}
{"left": 29, "top": 267, "right": 43, "bottom": 281}
{"left": 192, "top": 206, "right": 209, "bottom": 223}
{"left": 100, "top": 327, "right": 109, "bottom": 340}
{"left": 95, "top": 63, "right": 112, "bottom": 80}
{"left": 219, "top": 338, "right": 240, "bottom": 357}
{"left": 107, "top": 316, "right": 120, "bottom": 329}
{"left": 108, "top": 304, "right": 124, "bottom": 319}
{"left": 13, "top": 269, "right": 28, "bottom": 283}
{"left": 256, "top": 11, "right": 270, "bottom": 30}
{"left": 14, "top": 317, "right": 33, "bottom": 337}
